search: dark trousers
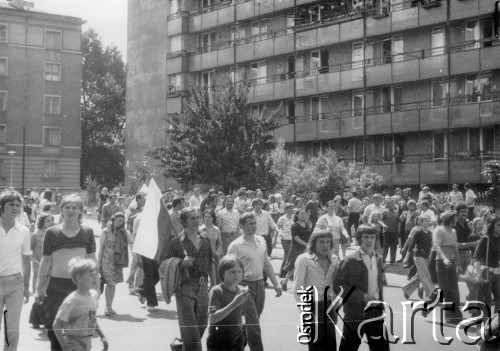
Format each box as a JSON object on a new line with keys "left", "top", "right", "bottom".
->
{"left": 436, "top": 260, "right": 462, "bottom": 321}
{"left": 45, "top": 277, "right": 77, "bottom": 351}
{"left": 339, "top": 309, "right": 390, "bottom": 351}
{"left": 241, "top": 280, "right": 265, "bottom": 351}
{"left": 308, "top": 300, "right": 337, "bottom": 351}
{"left": 346, "top": 213, "right": 360, "bottom": 237}
{"left": 382, "top": 232, "right": 398, "bottom": 263}
{"left": 138, "top": 256, "right": 159, "bottom": 307}
{"left": 280, "top": 239, "right": 291, "bottom": 278}
{"left": 262, "top": 234, "right": 273, "bottom": 281}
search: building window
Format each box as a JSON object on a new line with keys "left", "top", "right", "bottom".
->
{"left": 46, "top": 31, "right": 61, "bottom": 50}
{"left": 44, "top": 63, "right": 61, "bottom": 81}
{"left": 251, "top": 20, "right": 267, "bottom": 36}
{"left": 170, "top": 0, "right": 180, "bottom": 14}
{"left": 465, "top": 74, "right": 492, "bottom": 103}
{"left": 354, "top": 138, "right": 364, "bottom": 163}
{"left": 0, "top": 91, "right": 6, "bottom": 111}
{"left": 433, "top": 133, "right": 446, "bottom": 159}
{"left": 44, "top": 95, "right": 61, "bottom": 115}
{"left": 201, "top": 32, "right": 216, "bottom": 52}
{"left": 0, "top": 125, "right": 6, "bottom": 144}
{"left": 465, "top": 20, "right": 480, "bottom": 50}
{"left": 352, "top": 42, "right": 364, "bottom": 69}
{"left": 0, "top": 57, "right": 7, "bottom": 76}
{"left": 392, "top": 36, "right": 404, "bottom": 62}
{"left": 44, "top": 127, "right": 60, "bottom": 146}
{"left": 201, "top": 70, "right": 214, "bottom": 88}
{"left": 43, "top": 160, "right": 58, "bottom": 179}
{"left": 169, "top": 36, "right": 182, "bottom": 53}
{"left": 250, "top": 61, "right": 266, "bottom": 84}
{"left": 168, "top": 74, "right": 182, "bottom": 94}
{"left": 482, "top": 128, "right": 495, "bottom": 156}
{"left": 431, "top": 27, "right": 445, "bottom": 56}
{"left": 353, "top": 90, "right": 363, "bottom": 116}
{"left": 383, "top": 136, "right": 393, "bottom": 162}
{"left": 432, "top": 80, "right": 447, "bottom": 107}
{"left": 0, "top": 24, "right": 7, "bottom": 43}
{"left": 310, "top": 50, "right": 329, "bottom": 75}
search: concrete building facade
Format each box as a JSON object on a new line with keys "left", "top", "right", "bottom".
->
{"left": 127, "top": 0, "right": 500, "bottom": 187}
{"left": 0, "top": 0, "right": 83, "bottom": 191}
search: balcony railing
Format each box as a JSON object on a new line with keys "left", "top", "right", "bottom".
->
{"left": 189, "top": 0, "right": 233, "bottom": 16}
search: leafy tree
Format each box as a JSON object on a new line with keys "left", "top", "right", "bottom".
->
{"left": 81, "top": 29, "right": 126, "bottom": 188}
{"left": 148, "top": 75, "right": 282, "bottom": 193}
{"left": 270, "top": 143, "right": 383, "bottom": 202}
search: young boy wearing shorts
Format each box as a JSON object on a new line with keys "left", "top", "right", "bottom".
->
{"left": 53, "top": 258, "right": 108, "bottom": 351}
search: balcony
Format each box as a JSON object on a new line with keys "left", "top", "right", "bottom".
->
{"left": 234, "top": 30, "right": 294, "bottom": 63}
{"left": 189, "top": 44, "right": 234, "bottom": 71}
{"left": 167, "top": 11, "right": 189, "bottom": 36}
{"left": 189, "top": 1, "right": 235, "bottom": 32}
{"left": 247, "top": 75, "right": 294, "bottom": 103}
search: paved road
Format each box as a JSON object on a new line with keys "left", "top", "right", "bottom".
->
{"left": 14, "top": 219, "right": 478, "bottom": 350}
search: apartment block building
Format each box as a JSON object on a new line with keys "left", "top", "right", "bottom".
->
{"left": 127, "top": 0, "right": 500, "bottom": 187}
{"left": 0, "top": 0, "right": 83, "bottom": 191}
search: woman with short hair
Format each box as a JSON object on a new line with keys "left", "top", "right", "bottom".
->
{"left": 432, "top": 210, "right": 462, "bottom": 324}
{"left": 294, "top": 228, "right": 340, "bottom": 351}
{"left": 35, "top": 194, "right": 97, "bottom": 350}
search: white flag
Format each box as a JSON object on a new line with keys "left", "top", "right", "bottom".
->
{"left": 133, "top": 178, "right": 161, "bottom": 259}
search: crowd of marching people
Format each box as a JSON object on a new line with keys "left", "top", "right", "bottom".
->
{"left": 1, "top": 182, "right": 500, "bottom": 351}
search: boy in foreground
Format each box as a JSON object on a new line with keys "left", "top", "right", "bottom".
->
{"left": 53, "top": 258, "right": 108, "bottom": 351}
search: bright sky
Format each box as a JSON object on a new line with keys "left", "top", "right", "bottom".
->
{"left": 34, "top": 0, "right": 128, "bottom": 60}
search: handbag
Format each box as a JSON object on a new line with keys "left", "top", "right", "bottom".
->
{"left": 464, "top": 236, "right": 490, "bottom": 285}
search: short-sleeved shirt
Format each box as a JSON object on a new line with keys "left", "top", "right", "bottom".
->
{"left": 30, "top": 229, "right": 45, "bottom": 264}
{"left": 42, "top": 226, "right": 96, "bottom": 278}
{"left": 455, "top": 220, "right": 471, "bottom": 244}
{"left": 55, "top": 290, "right": 99, "bottom": 337}
{"left": 166, "top": 233, "right": 213, "bottom": 278}
{"left": 216, "top": 208, "right": 240, "bottom": 234}
{"left": 188, "top": 195, "right": 202, "bottom": 210}
{"left": 465, "top": 189, "right": 476, "bottom": 207}
{"left": 0, "top": 221, "right": 31, "bottom": 276}
{"left": 277, "top": 214, "right": 293, "bottom": 241}
{"left": 207, "top": 284, "right": 245, "bottom": 349}
{"left": 169, "top": 210, "right": 184, "bottom": 235}
{"left": 347, "top": 197, "right": 363, "bottom": 213}
{"left": 253, "top": 210, "right": 276, "bottom": 237}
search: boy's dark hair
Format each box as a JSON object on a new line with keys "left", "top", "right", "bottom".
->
{"left": 0, "top": 189, "right": 22, "bottom": 214}
{"left": 42, "top": 204, "right": 52, "bottom": 212}
{"left": 218, "top": 255, "right": 244, "bottom": 282}
{"left": 68, "top": 258, "right": 97, "bottom": 284}
{"left": 166, "top": 202, "right": 173, "bottom": 210}
{"left": 172, "top": 197, "right": 184, "bottom": 209}
{"left": 455, "top": 202, "right": 468, "bottom": 213}
{"left": 355, "top": 223, "right": 378, "bottom": 243}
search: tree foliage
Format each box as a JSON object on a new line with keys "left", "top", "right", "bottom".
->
{"left": 148, "top": 75, "right": 282, "bottom": 192}
{"left": 270, "top": 143, "right": 383, "bottom": 202}
{"left": 81, "top": 29, "right": 126, "bottom": 188}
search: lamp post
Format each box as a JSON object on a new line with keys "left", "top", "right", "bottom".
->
{"left": 7, "top": 150, "right": 15, "bottom": 188}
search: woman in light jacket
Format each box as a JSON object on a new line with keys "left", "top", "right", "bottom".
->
{"left": 294, "top": 228, "right": 340, "bottom": 351}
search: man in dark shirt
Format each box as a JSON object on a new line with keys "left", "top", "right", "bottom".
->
{"left": 382, "top": 200, "right": 399, "bottom": 264}
{"left": 305, "top": 191, "right": 321, "bottom": 228}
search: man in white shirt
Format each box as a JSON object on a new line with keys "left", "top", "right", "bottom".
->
{"left": 362, "top": 194, "right": 385, "bottom": 223}
{"left": 464, "top": 183, "right": 476, "bottom": 221}
{"left": 447, "top": 184, "right": 464, "bottom": 210}
{"left": 0, "top": 190, "right": 31, "bottom": 351}
{"left": 346, "top": 191, "right": 363, "bottom": 238}
{"left": 316, "top": 200, "right": 350, "bottom": 257}
{"left": 188, "top": 188, "right": 202, "bottom": 210}
{"left": 228, "top": 212, "right": 281, "bottom": 351}
{"left": 420, "top": 200, "right": 437, "bottom": 229}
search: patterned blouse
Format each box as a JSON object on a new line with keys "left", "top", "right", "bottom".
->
{"left": 166, "top": 232, "right": 213, "bottom": 278}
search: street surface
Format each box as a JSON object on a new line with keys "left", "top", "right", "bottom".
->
{"left": 14, "top": 218, "right": 478, "bottom": 350}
